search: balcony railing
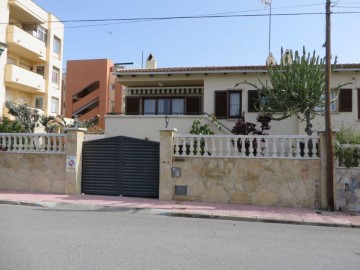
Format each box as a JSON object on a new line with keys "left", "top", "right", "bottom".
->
{"left": 5, "top": 64, "right": 45, "bottom": 93}
{"left": 0, "top": 133, "right": 67, "bottom": 154}
{"left": 173, "top": 134, "right": 320, "bottom": 159}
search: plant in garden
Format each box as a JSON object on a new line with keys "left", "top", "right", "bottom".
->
{"left": 0, "top": 117, "right": 25, "bottom": 133}
{"left": 335, "top": 127, "right": 360, "bottom": 168}
{"left": 231, "top": 113, "right": 271, "bottom": 155}
{"left": 238, "top": 47, "right": 347, "bottom": 135}
{"left": 187, "top": 119, "right": 214, "bottom": 155}
{"left": 5, "top": 101, "right": 41, "bottom": 133}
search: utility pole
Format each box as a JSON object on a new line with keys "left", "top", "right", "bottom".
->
{"left": 325, "top": 0, "right": 334, "bottom": 211}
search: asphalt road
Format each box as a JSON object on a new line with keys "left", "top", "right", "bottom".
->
{"left": 0, "top": 204, "right": 359, "bottom": 270}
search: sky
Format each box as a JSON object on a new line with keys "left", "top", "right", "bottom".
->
{"left": 32, "top": 0, "right": 360, "bottom": 70}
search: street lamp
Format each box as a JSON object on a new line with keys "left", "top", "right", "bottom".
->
{"left": 0, "top": 42, "right": 8, "bottom": 57}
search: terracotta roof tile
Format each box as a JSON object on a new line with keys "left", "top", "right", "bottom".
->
{"left": 114, "top": 63, "right": 360, "bottom": 74}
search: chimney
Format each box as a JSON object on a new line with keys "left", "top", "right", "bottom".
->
{"left": 146, "top": 53, "right": 157, "bottom": 69}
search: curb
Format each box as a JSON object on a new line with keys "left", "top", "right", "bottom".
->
{"left": 1, "top": 200, "right": 359, "bottom": 229}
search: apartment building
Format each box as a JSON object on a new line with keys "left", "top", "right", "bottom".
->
{"left": 0, "top": 0, "right": 64, "bottom": 117}
{"left": 64, "top": 59, "right": 123, "bottom": 129}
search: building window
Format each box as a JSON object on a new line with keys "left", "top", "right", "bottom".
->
{"left": 51, "top": 97, "right": 59, "bottom": 114}
{"left": 5, "top": 92, "right": 14, "bottom": 102}
{"left": 52, "top": 67, "right": 60, "bottom": 84}
{"left": 35, "top": 97, "right": 44, "bottom": 110}
{"left": 110, "top": 84, "right": 115, "bottom": 90}
{"left": 53, "top": 36, "right": 61, "bottom": 54}
{"left": 37, "top": 25, "right": 47, "bottom": 43}
{"left": 215, "top": 90, "right": 242, "bottom": 119}
{"left": 36, "top": 66, "right": 45, "bottom": 77}
{"left": 316, "top": 89, "right": 352, "bottom": 113}
{"left": 125, "top": 96, "right": 200, "bottom": 115}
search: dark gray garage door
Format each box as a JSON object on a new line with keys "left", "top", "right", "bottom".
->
{"left": 82, "top": 136, "right": 159, "bottom": 198}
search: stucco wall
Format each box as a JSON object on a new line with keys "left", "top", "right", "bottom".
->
{"left": 335, "top": 167, "right": 360, "bottom": 212}
{"left": 0, "top": 153, "right": 66, "bottom": 193}
{"left": 171, "top": 158, "right": 321, "bottom": 208}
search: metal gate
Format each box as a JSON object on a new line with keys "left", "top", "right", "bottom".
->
{"left": 82, "top": 136, "right": 159, "bottom": 198}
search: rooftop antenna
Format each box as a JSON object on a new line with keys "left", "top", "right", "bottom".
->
{"left": 262, "top": 0, "right": 275, "bottom": 66}
{"left": 262, "top": 0, "right": 272, "bottom": 54}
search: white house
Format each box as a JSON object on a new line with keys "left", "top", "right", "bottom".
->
{"left": 106, "top": 59, "right": 360, "bottom": 141}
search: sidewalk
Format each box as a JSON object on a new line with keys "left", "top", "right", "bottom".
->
{"left": 0, "top": 190, "right": 359, "bottom": 228}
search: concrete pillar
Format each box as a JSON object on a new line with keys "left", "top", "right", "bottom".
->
{"left": 64, "top": 128, "right": 86, "bottom": 195}
{"left": 159, "top": 128, "right": 177, "bottom": 201}
{"left": 318, "top": 130, "right": 337, "bottom": 210}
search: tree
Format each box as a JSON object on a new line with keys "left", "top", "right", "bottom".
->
{"left": 239, "top": 47, "right": 345, "bottom": 135}
{"left": 5, "top": 101, "right": 41, "bottom": 133}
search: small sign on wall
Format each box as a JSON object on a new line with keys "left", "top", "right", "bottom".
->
{"left": 66, "top": 156, "right": 76, "bottom": 172}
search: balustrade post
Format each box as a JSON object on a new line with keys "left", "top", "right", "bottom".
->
{"left": 64, "top": 128, "right": 86, "bottom": 195}
{"left": 159, "top": 128, "right": 177, "bottom": 201}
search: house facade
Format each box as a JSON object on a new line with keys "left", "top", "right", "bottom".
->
{"left": 107, "top": 62, "right": 360, "bottom": 141}
{"left": 64, "top": 59, "right": 123, "bottom": 128}
{"left": 0, "top": 0, "right": 64, "bottom": 117}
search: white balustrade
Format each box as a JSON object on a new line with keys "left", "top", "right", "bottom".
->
{"left": 173, "top": 134, "right": 320, "bottom": 159}
{"left": 0, "top": 133, "right": 67, "bottom": 154}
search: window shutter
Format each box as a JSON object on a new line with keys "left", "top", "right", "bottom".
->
{"left": 215, "top": 91, "right": 228, "bottom": 119}
{"left": 125, "top": 97, "right": 140, "bottom": 115}
{"left": 248, "top": 90, "right": 259, "bottom": 112}
{"left": 186, "top": 97, "right": 201, "bottom": 115}
{"left": 339, "top": 89, "right": 352, "bottom": 112}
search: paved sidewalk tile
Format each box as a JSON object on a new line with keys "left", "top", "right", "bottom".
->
{"left": 0, "top": 191, "right": 359, "bottom": 228}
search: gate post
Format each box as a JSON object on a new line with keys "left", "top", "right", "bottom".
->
{"left": 159, "top": 128, "right": 177, "bottom": 201}
{"left": 64, "top": 128, "right": 86, "bottom": 195}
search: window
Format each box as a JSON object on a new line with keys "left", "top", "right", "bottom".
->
{"left": 53, "top": 36, "right": 61, "bottom": 54}
{"left": 110, "top": 84, "right": 115, "bottom": 90}
{"left": 52, "top": 67, "right": 60, "bottom": 84}
{"left": 35, "top": 97, "right": 44, "bottom": 110}
{"left": 37, "top": 25, "right": 47, "bottom": 43}
{"left": 125, "top": 96, "right": 200, "bottom": 115}
{"left": 338, "top": 89, "right": 352, "bottom": 112}
{"left": 51, "top": 97, "right": 59, "bottom": 113}
{"left": 316, "top": 89, "right": 352, "bottom": 112}
{"left": 215, "top": 90, "right": 242, "bottom": 119}
{"left": 36, "top": 66, "right": 45, "bottom": 77}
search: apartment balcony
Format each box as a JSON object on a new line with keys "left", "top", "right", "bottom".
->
{"left": 5, "top": 64, "right": 45, "bottom": 94}
{"left": 9, "top": 0, "right": 48, "bottom": 24}
{"left": 7, "top": 25, "right": 46, "bottom": 61}
{"left": 72, "top": 89, "right": 100, "bottom": 113}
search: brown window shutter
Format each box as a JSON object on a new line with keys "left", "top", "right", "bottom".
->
{"left": 125, "top": 97, "right": 140, "bottom": 115}
{"left": 339, "top": 89, "right": 352, "bottom": 112}
{"left": 186, "top": 97, "right": 201, "bottom": 115}
{"left": 248, "top": 90, "right": 259, "bottom": 112}
{"left": 215, "top": 91, "right": 228, "bottom": 119}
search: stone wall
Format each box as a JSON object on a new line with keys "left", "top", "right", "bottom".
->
{"left": 171, "top": 158, "right": 321, "bottom": 208}
{"left": 335, "top": 167, "right": 360, "bottom": 212}
{"left": 0, "top": 153, "right": 66, "bottom": 193}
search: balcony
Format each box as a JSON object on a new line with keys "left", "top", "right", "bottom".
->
{"left": 5, "top": 64, "right": 45, "bottom": 94}
{"left": 9, "top": 0, "right": 48, "bottom": 23}
{"left": 7, "top": 25, "right": 46, "bottom": 61}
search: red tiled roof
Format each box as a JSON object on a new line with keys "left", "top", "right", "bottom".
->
{"left": 114, "top": 63, "right": 360, "bottom": 74}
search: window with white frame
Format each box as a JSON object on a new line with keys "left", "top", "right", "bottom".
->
{"left": 52, "top": 67, "right": 60, "bottom": 84}
{"left": 51, "top": 97, "right": 59, "bottom": 113}
{"left": 37, "top": 25, "right": 47, "bottom": 43}
{"left": 53, "top": 36, "right": 61, "bottom": 55}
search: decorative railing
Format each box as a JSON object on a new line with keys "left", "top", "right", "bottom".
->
{"left": 173, "top": 134, "right": 320, "bottom": 159}
{"left": 0, "top": 133, "right": 67, "bottom": 154}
